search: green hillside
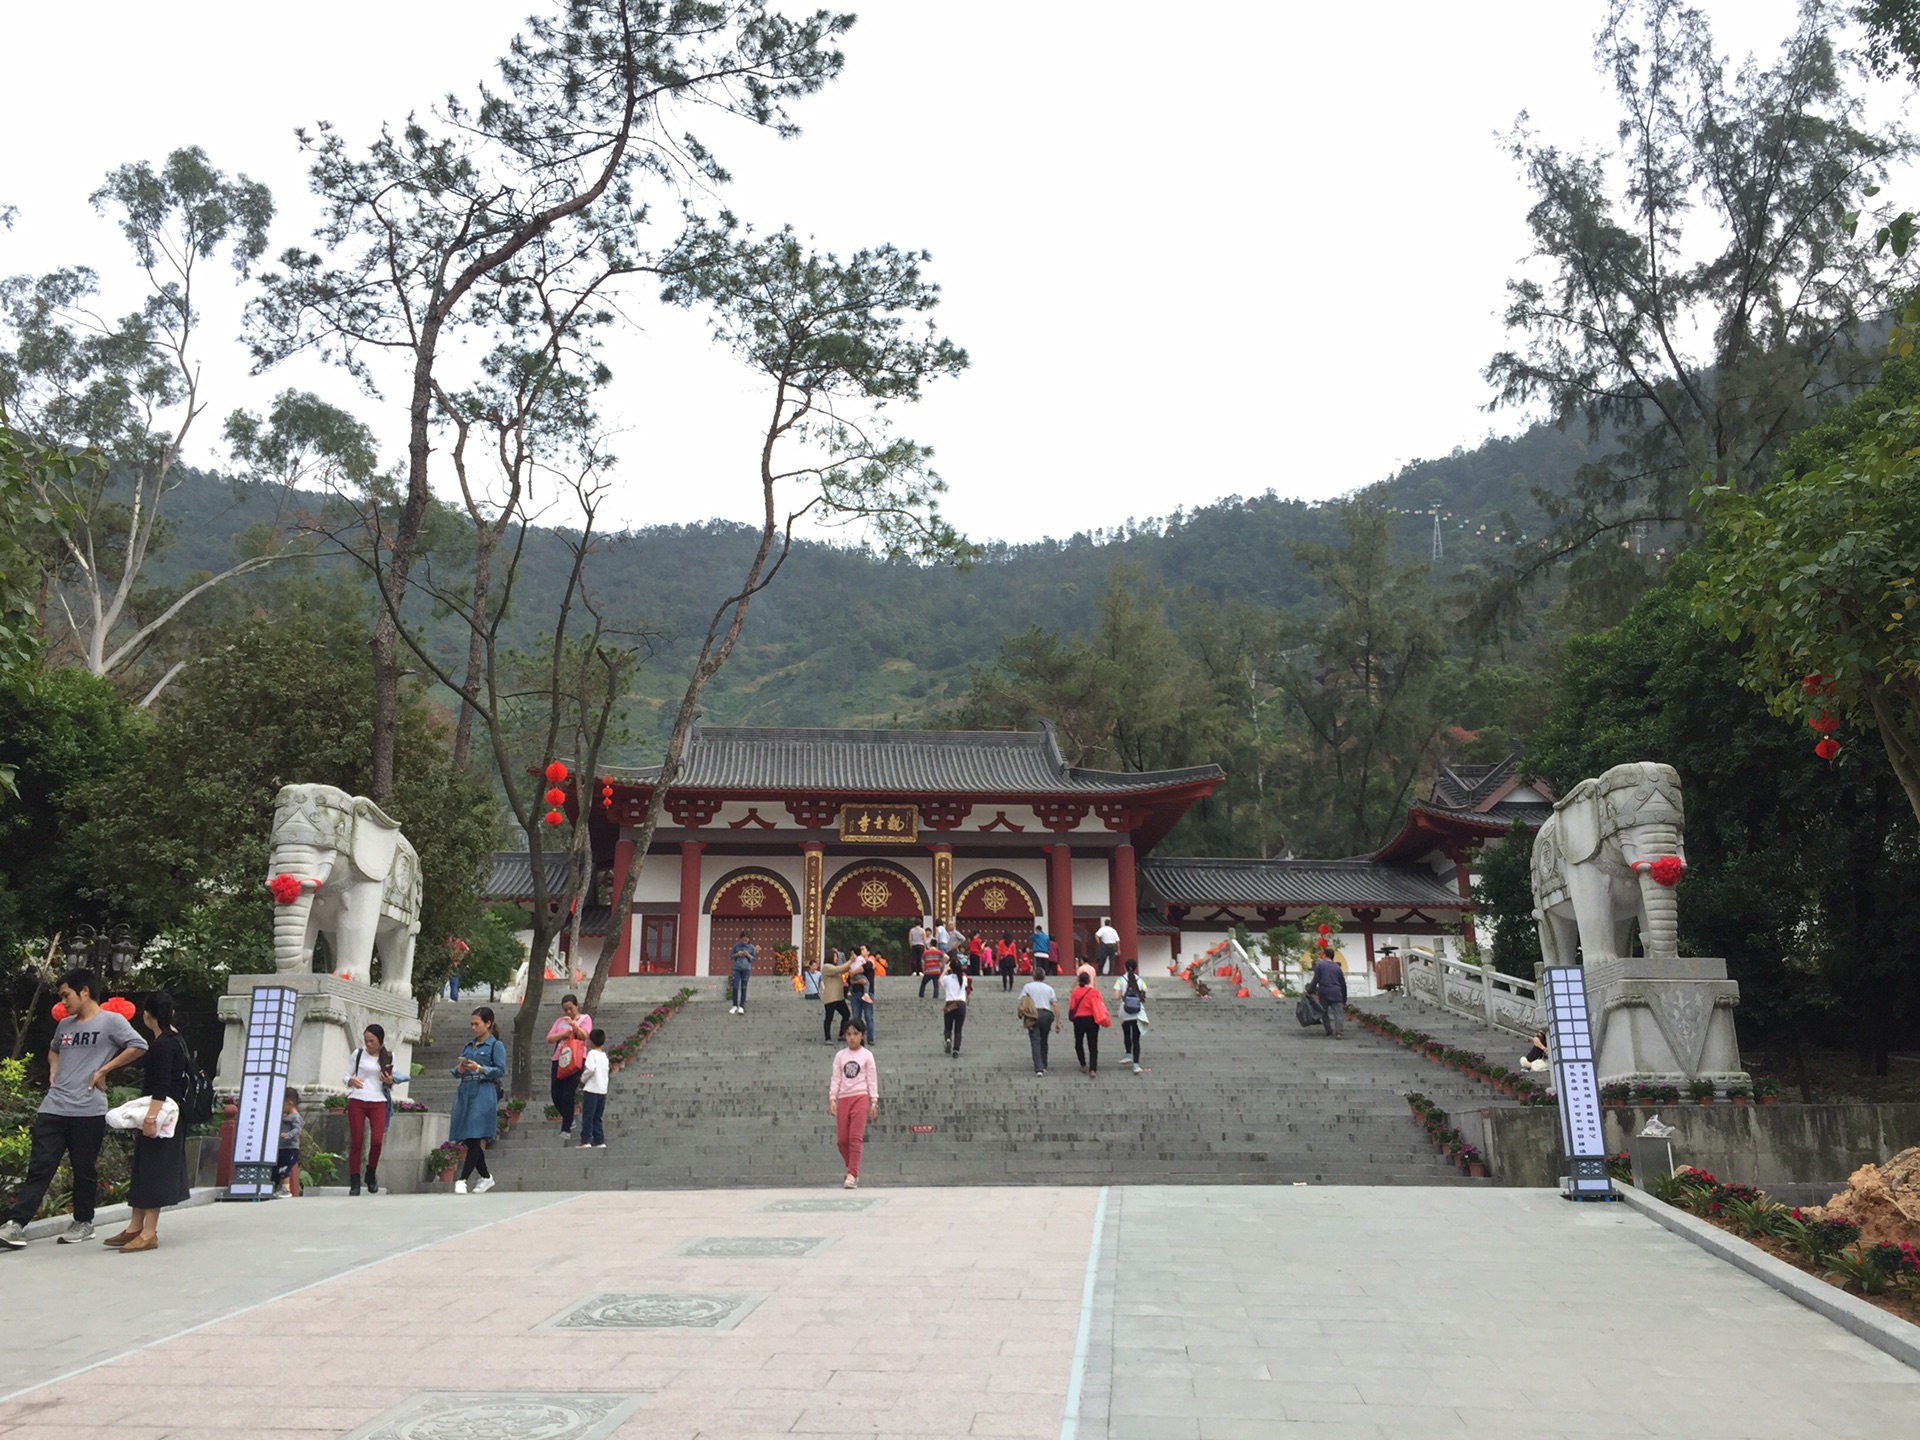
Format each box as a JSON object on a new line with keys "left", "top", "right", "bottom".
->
{"left": 146, "top": 416, "right": 1586, "bottom": 755}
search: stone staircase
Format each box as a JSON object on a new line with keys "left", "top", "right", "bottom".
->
{"left": 420, "top": 976, "right": 1516, "bottom": 1190}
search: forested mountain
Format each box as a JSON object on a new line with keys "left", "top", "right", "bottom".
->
{"left": 147, "top": 414, "right": 1589, "bottom": 754}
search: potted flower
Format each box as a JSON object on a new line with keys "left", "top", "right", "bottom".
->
{"left": 1458, "top": 1144, "right": 1488, "bottom": 1178}
{"left": 543, "top": 1102, "right": 560, "bottom": 1122}
{"left": 1654, "top": 1083, "right": 1681, "bottom": 1105}
{"left": 1600, "top": 1081, "right": 1631, "bottom": 1107}
{"left": 1726, "top": 1083, "right": 1751, "bottom": 1106}
{"left": 428, "top": 1142, "right": 463, "bottom": 1183}
{"left": 1754, "top": 1078, "right": 1783, "bottom": 1105}
{"left": 1688, "top": 1078, "right": 1716, "bottom": 1105}
{"left": 1633, "top": 1082, "right": 1659, "bottom": 1108}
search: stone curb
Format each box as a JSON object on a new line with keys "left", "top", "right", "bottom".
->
{"left": 20, "top": 1185, "right": 220, "bottom": 1241}
{"left": 1615, "top": 1183, "right": 1920, "bottom": 1373}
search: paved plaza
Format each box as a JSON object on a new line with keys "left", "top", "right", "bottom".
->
{"left": 2, "top": 1185, "right": 1916, "bottom": 1439}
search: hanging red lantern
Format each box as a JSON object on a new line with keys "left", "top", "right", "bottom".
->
{"left": 50, "top": 1001, "right": 68, "bottom": 1021}
{"left": 102, "top": 997, "right": 136, "bottom": 1020}
{"left": 1317, "top": 924, "right": 1331, "bottom": 935}
{"left": 544, "top": 809, "right": 566, "bottom": 826}
{"left": 544, "top": 761, "right": 569, "bottom": 783}
{"left": 1810, "top": 712, "right": 1839, "bottom": 734}
{"left": 1648, "top": 856, "right": 1685, "bottom": 887}
{"left": 545, "top": 786, "right": 567, "bottom": 806}
{"left": 268, "top": 873, "right": 304, "bottom": 905}
{"left": 1815, "top": 737, "right": 1841, "bottom": 760}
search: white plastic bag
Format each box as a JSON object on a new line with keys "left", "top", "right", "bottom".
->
{"left": 105, "top": 1096, "right": 180, "bottom": 1137}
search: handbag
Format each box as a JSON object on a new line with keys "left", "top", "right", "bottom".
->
{"left": 106, "top": 1095, "right": 180, "bottom": 1138}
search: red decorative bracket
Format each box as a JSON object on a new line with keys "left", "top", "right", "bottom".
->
{"left": 920, "top": 799, "right": 974, "bottom": 831}
{"left": 1032, "top": 799, "right": 1091, "bottom": 833}
{"left": 1094, "top": 800, "right": 1145, "bottom": 831}
{"left": 666, "top": 793, "right": 726, "bottom": 829}
{"left": 728, "top": 807, "right": 778, "bottom": 830}
{"left": 977, "top": 810, "right": 1025, "bottom": 833}
{"left": 784, "top": 797, "right": 839, "bottom": 829}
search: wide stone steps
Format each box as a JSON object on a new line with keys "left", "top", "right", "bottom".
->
{"left": 425, "top": 976, "right": 1511, "bottom": 1190}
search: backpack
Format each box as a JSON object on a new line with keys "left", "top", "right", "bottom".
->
{"left": 1122, "top": 980, "right": 1143, "bottom": 1016}
{"left": 181, "top": 1040, "right": 216, "bottom": 1128}
{"left": 556, "top": 1035, "right": 587, "bottom": 1079}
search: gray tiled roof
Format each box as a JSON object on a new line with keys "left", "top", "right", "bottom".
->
{"left": 1140, "top": 857, "right": 1469, "bottom": 909}
{"left": 482, "top": 851, "right": 572, "bottom": 901}
{"left": 609, "top": 726, "right": 1222, "bottom": 796}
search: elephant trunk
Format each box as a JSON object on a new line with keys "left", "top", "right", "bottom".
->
{"left": 1636, "top": 868, "right": 1680, "bottom": 963}
{"left": 271, "top": 842, "right": 325, "bottom": 973}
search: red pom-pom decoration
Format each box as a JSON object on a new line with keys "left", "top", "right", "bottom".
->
{"left": 1810, "top": 712, "right": 1839, "bottom": 734}
{"left": 1648, "top": 856, "right": 1686, "bottom": 888}
{"left": 1815, "top": 737, "right": 1841, "bottom": 760}
{"left": 268, "top": 873, "right": 304, "bottom": 905}
{"left": 544, "top": 761, "right": 569, "bottom": 783}
{"left": 103, "top": 997, "right": 136, "bottom": 1019}
{"left": 1317, "top": 924, "right": 1331, "bottom": 935}
{"left": 51, "top": 1001, "right": 68, "bottom": 1021}
{"left": 544, "top": 809, "right": 565, "bottom": 826}
{"left": 545, "top": 787, "right": 567, "bottom": 806}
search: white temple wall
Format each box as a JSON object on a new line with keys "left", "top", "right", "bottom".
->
{"left": 1070, "top": 858, "right": 1111, "bottom": 911}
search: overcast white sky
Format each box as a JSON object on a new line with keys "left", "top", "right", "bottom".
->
{"left": 0, "top": 0, "right": 1852, "bottom": 544}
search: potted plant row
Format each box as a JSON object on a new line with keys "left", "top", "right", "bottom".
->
{"left": 1405, "top": 1092, "right": 1491, "bottom": 1177}
{"left": 606, "top": 986, "right": 697, "bottom": 1072}
{"left": 1353, "top": 1009, "right": 1554, "bottom": 1107}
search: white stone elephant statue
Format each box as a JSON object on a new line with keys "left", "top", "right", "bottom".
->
{"left": 267, "top": 783, "right": 422, "bottom": 994}
{"left": 1531, "top": 761, "right": 1687, "bottom": 968}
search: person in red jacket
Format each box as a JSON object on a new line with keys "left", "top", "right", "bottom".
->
{"left": 1067, "top": 971, "right": 1110, "bottom": 1079}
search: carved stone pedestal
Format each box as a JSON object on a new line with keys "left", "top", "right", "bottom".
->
{"left": 215, "top": 974, "right": 420, "bottom": 1099}
{"left": 1583, "top": 956, "right": 1746, "bottom": 1088}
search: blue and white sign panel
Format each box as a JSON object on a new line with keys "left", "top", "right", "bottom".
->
{"left": 1543, "top": 966, "right": 1614, "bottom": 1200}
{"left": 229, "top": 985, "right": 298, "bottom": 1199}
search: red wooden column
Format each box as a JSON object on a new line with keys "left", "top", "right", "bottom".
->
{"left": 1110, "top": 842, "right": 1138, "bottom": 962}
{"left": 1046, "top": 843, "right": 1075, "bottom": 967}
{"left": 675, "top": 840, "right": 706, "bottom": 976}
{"left": 1453, "top": 854, "right": 1477, "bottom": 948}
{"left": 608, "top": 837, "right": 636, "bottom": 976}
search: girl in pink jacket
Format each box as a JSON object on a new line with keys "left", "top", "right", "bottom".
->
{"left": 828, "top": 1020, "right": 879, "bottom": 1188}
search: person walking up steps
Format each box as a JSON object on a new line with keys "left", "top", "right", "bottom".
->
{"left": 1031, "top": 924, "right": 1052, "bottom": 977}
{"left": 343, "top": 1023, "right": 396, "bottom": 1193}
{"left": 0, "top": 968, "right": 147, "bottom": 1251}
{"left": 940, "top": 952, "right": 971, "bottom": 1058}
{"left": 1019, "top": 971, "right": 1061, "bottom": 1076}
{"left": 1114, "top": 959, "right": 1149, "bottom": 1074}
{"left": 450, "top": 1008, "right": 505, "bottom": 1193}
{"left": 997, "top": 934, "right": 1017, "bottom": 991}
{"left": 908, "top": 920, "right": 926, "bottom": 980}
{"left": 1310, "top": 950, "right": 1348, "bottom": 1039}
{"left": 821, "top": 949, "right": 850, "bottom": 1045}
{"left": 577, "top": 1029, "right": 609, "bottom": 1149}
{"left": 728, "top": 933, "right": 756, "bottom": 1014}
{"left": 1094, "top": 916, "right": 1120, "bottom": 973}
{"left": 919, "top": 941, "right": 943, "bottom": 999}
{"left": 828, "top": 1020, "right": 879, "bottom": 1188}
{"left": 1068, "top": 971, "right": 1110, "bottom": 1079}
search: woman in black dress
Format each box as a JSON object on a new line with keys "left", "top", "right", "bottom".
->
{"left": 108, "top": 991, "right": 192, "bottom": 1253}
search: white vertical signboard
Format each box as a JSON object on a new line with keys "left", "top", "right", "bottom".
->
{"left": 228, "top": 986, "right": 298, "bottom": 1199}
{"left": 1542, "top": 966, "right": 1615, "bottom": 1201}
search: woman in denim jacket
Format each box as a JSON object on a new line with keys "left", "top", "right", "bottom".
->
{"left": 449, "top": 1007, "right": 506, "bottom": 1193}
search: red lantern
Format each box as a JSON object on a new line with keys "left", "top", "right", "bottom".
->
{"left": 268, "top": 873, "right": 304, "bottom": 905}
{"left": 545, "top": 787, "right": 567, "bottom": 806}
{"left": 1317, "top": 924, "right": 1331, "bottom": 935}
{"left": 50, "top": 1001, "right": 68, "bottom": 1021}
{"left": 1648, "top": 856, "right": 1685, "bottom": 887}
{"left": 544, "top": 809, "right": 566, "bottom": 826}
{"left": 102, "top": 997, "right": 136, "bottom": 1020}
{"left": 1815, "top": 737, "right": 1841, "bottom": 760}
{"left": 1810, "top": 712, "right": 1839, "bottom": 734}
{"left": 544, "top": 761, "right": 569, "bottom": 783}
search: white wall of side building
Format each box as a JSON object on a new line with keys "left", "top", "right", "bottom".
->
{"left": 1069, "top": 857, "right": 1111, "bottom": 913}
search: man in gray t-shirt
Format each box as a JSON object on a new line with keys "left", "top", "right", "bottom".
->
{"left": 1, "top": 969, "right": 148, "bottom": 1250}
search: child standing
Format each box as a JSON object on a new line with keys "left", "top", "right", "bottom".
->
{"left": 828, "top": 1020, "right": 879, "bottom": 1189}
{"left": 274, "top": 1088, "right": 304, "bottom": 1198}
{"left": 577, "top": 1029, "right": 609, "bottom": 1149}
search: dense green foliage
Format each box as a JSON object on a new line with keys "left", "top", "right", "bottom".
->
{"left": 1526, "top": 556, "right": 1920, "bottom": 1068}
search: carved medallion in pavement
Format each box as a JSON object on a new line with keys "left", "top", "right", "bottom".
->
{"left": 342, "top": 1392, "right": 647, "bottom": 1440}
{"left": 542, "top": 1292, "right": 763, "bottom": 1331}
{"left": 680, "top": 1235, "right": 829, "bottom": 1258}
{"left": 760, "top": 1196, "right": 877, "bottom": 1213}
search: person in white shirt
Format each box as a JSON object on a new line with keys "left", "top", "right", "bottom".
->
{"left": 1094, "top": 918, "right": 1120, "bottom": 973}
{"left": 577, "top": 1029, "right": 610, "bottom": 1148}
{"left": 908, "top": 921, "right": 927, "bottom": 978}
{"left": 343, "top": 1024, "right": 394, "bottom": 1196}
{"left": 1113, "top": 959, "right": 1148, "bottom": 1074}
{"left": 1020, "top": 976, "right": 1062, "bottom": 1075}
{"left": 939, "top": 954, "right": 972, "bottom": 1058}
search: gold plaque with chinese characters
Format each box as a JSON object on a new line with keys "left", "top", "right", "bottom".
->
{"left": 839, "top": 803, "right": 918, "bottom": 845}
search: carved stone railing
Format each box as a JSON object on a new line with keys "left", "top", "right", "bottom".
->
{"left": 1401, "top": 950, "right": 1541, "bottom": 1037}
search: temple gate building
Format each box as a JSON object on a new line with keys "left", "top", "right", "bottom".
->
{"left": 483, "top": 725, "right": 1512, "bottom": 992}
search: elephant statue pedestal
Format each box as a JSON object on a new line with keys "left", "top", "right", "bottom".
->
{"left": 214, "top": 974, "right": 421, "bottom": 1100}
{"left": 1583, "top": 956, "right": 1746, "bottom": 1089}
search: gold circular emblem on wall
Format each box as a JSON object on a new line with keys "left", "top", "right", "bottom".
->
{"left": 737, "top": 883, "right": 766, "bottom": 911}
{"left": 982, "top": 886, "right": 1009, "bottom": 913}
{"left": 858, "top": 878, "right": 892, "bottom": 912}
